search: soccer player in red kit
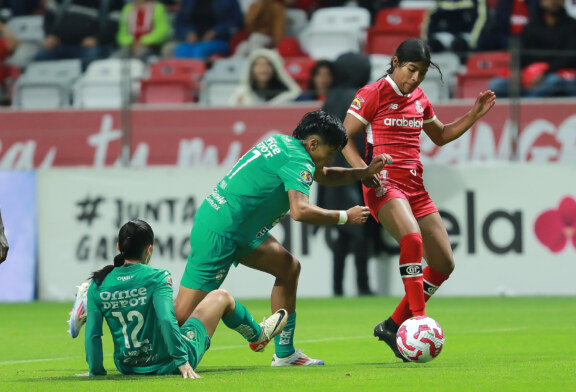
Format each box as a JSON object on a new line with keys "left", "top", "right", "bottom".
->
{"left": 342, "top": 38, "right": 496, "bottom": 361}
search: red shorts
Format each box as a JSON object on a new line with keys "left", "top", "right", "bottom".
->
{"left": 362, "top": 167, "right": 438, "bottom": 222}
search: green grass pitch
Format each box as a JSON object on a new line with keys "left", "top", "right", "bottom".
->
{"left": 1, "top": 297, "right": 574, "bottom": 392}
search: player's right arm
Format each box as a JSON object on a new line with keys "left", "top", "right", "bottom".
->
{"left": 288, "top": 189, "right": 370, "bottom": 225}
{"left": 85, "top": 285, "right": 107, "bottom": 376}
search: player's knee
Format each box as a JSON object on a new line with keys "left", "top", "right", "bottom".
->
{"left": 399, "top": 233, "right": 423, "bottom": 258}
{"left": 211, "top": 289, "right": 235, "bottom": 307}
{"left": 277, "top": 255, "right": 300, "bottom": 281}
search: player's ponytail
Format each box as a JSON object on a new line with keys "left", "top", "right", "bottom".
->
{"left": 91, "top": 220, "right": 154, "bottom": 286}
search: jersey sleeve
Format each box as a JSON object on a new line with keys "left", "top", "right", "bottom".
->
{"left": 347, "top": 84, "right": 380, "bottom": 125}
{"left": 85, "top": 282, "right": 107, "bottom": 376}
{"left": 277, "top": 153, "right": 314, "bottom": 195}
{"left": 152, "top": 271, "right": 189, "bottom": 367}
{"left": 423, "top": 99, "right": 436, "bottom": 123}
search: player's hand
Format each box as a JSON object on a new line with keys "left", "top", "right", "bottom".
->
{"left": 345, "top": 206, "right": 370, "bottom": 224}
{"left": 179, "top": 363, "right": 201, "bottom": 379}
{"left": 472, "top": 90, "right": 496, "bottom": 119}
{"left": 366, "top": 154, "right": 392, "bottom": 175}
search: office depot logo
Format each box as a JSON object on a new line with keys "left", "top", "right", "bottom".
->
{"left": 534, "top": 196, "right": 576, "bottom": 253}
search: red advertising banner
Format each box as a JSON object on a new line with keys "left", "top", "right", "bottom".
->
{"left": 0, "top": 100, "right": 574, "bottom": 169}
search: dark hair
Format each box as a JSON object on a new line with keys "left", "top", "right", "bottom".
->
{"left": 307, "top": 60, "right": 335, "bottom": 91}
{"left": 91, "top": 219, "right": 154, "bottom": 286}
{"left": 292, "top": 110, "right": 348, "bottom": 150}
{"left": 249, "top": 56, "right": 288, "bottom": 101}
{"left": 387, "top": 38, "right": 443, "bottom": 81}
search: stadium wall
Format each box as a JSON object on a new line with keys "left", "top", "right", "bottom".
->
{"left": 35, "top": 165, "right": 576, "bottom": 301}
{"left": 0, "top": 102, "right": 574, "bottom": 301}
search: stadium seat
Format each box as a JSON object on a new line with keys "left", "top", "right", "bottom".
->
{"left": 139, "top": 59, "right": 206, "bottom": 103}
{"left": 278, "top": 37, "right": 307, "bottom": 59}
{"left": 73, "top": 58, "right": 146, "bottom": 108}
{"left": 284, "top": 57, "right": 316, "bottom": 90}
{"left": 285, "top": 8, "right": 308, "bottom": 37}
{"left": 199, "top": 58, "right": 247, "bottom": 106}
{"left": 365, "top": 8, "right": 428, "bottom": 55}
{"left": 456, "top": 51, "right": 510, "bottom": 99}
{"left": 298, "top": 6, "right": 371, "bottom": 60}
{"left": 421, "top": 52, "right": 462, "bottom": 101}
{"left": 369, "top": 54, "right": 393, "bottom": 83}
{"left": 13, "top": 59, "right": 82, "bottom": 109}
{"left": 5, "top": 15, "right": 44, "bottom": 67}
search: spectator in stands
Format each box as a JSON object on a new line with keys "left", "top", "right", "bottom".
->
{"left": 488, "top": 0, "right": 576, "bottom": 98}
{"left": 296, "top": 59, "right": 335, "bottom": 102}
{"left": 476, "top": 0, "right": 540, "bottom": 51}
{"left": 233, "top": 0, "right": 286, "bottom": 58}
{"left": 7, "top": 0, "right": 43, "bottom": 16}
{"left": 317, "top": 52, "right": 377, "bottom": 297}
{"left": 425, "top": 0, "right": 488, "bottom": 62}
{"left": 172, "top": 0, "right": 244, "bottom": 60}
{"left": 231, "top": 48, "right": 301, "bottom": 105}
{"left": 0, "top": 20, "right": 18, "bottom": 104}
{"left": 35, "top": 0, "right": 123, "bottom": 69}
{"left": 116, "top": 0, "right": 172, "bottom": 60}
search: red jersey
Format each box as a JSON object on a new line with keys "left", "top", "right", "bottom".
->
{"left": 347, "top": 75, "right": 436, "bottom": 172}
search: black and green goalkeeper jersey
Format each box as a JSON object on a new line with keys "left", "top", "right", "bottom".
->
{"left": 85, "top": 263, "right": 190, "bottom": 375}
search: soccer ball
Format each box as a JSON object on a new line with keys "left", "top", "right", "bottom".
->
{"left": 396, "top": 316, "right": 444, "bottom": 363}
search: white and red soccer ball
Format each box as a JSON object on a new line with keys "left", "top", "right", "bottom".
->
{"left": 396, "top": 316, "right": 445, "bottom": 363}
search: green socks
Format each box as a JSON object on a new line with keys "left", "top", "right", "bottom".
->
{"left": 274, "top": 311, "right": 296, "bottom": 358}
{"left": 222, "top": 301, "right": 261, "bottom": 343}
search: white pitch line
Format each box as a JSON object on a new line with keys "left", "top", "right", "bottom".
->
{"left": 0, "top": 327, "right": 529, "bottom": 365}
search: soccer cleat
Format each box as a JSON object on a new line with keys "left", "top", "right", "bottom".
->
{"left": 373, "top": 320, "right": 409, "bottom": 362}
{"left": 67, "top": 282, "right": 90, "bottom": 338}
{"left": 249, "top": 309, "right": 288, "bottom": 353}
{"left": 271, "top": 349, "right": 325, "bottom": 366}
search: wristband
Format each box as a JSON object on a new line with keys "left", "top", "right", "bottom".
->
{"left": 337, "top": 210, "right": 348, "bottom": 225}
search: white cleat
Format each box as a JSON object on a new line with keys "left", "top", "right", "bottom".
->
{"left": 249, "top": 309, "right": 288, "bottom": 353}
{"left": 271, "top": 349, "right": 325, "bottom": 366}
{"left": 67, "top": 282, "right": 89, "bottom": 338}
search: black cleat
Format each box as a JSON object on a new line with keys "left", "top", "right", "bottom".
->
{"left": 374, "top": 320, "right": 409, "bottom": 362}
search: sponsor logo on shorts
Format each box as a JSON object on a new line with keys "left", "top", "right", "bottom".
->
{"left": 410, "top": 169, "right": 417, "bottom": 176}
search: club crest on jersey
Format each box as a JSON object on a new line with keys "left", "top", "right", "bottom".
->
{"left": 299, "top": 170, "right": 313, "bottom": 185}
{"left": 414, "top": 100, "right": 424, "bottom": 114}
{"left": 351, "top": 95, "right": 364, "bottom": 110}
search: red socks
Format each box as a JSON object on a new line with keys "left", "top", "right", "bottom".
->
{"left": 391, "top": 262, "right": 451, "bottom": 326}
{"left": 397, "top": 233, "right": 425, "bottom": 317}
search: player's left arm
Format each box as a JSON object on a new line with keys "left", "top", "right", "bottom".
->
{"left": 314, "top": 154, "right": 390, "bottom": 186}
{"left": 423, "top": 90, "right": 496, "bottom": 146}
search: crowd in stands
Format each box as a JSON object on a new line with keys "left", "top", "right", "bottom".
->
{"left": 1, "top": 0, "right": 576, "bottom": 108}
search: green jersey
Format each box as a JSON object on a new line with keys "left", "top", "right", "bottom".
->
{"left": 85, "top": 264, "right": 190, "bottom": 375}
{"left": 196, "top": 134, "right": 315, "bottom": 242}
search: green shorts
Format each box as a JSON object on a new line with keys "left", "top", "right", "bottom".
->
{"left": 180, "top": 222, "right": 268, "bottom": 292}
{"left": 180, "top": 318, "right": 211, "bottom": 369}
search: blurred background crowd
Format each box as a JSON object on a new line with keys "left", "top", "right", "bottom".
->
{"left": 0, "top": 0, "right": 575, "bottom": 109}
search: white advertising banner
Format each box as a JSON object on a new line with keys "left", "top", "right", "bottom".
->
{"left": 37, "top": 165, "right": 576, "bottom": 301}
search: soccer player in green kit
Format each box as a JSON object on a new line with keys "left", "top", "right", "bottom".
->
{"left": 174, "top": 110, "right": 391, "bottom": 366}
{"left": 75, "top": 219, "right": 288, "bottom": 378}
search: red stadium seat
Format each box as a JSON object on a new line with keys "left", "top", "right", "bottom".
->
{"left": 284, "top": 57, "right": 316, "bottom": 91}
{"left": 278, "top": 37, "right": 307, "bottom": 59}
{"left": 456, "top": 51, "right": 510, "bottom": 98}
{"left": 365, "top": 8, "right": 428, "bottom": 55}
{"left": 140, "top": 59, "right": 206, "bottom": 103}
